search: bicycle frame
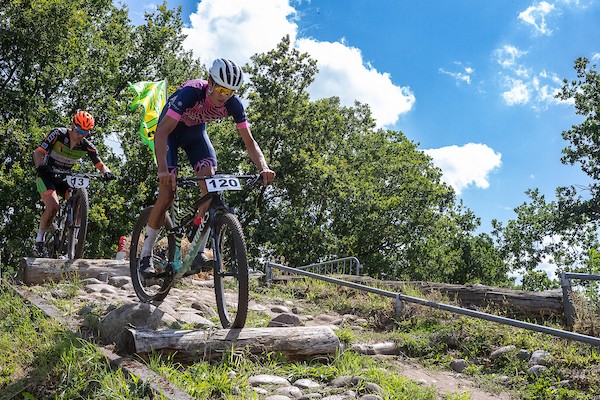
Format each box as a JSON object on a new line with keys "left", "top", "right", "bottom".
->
{"left": 154, "top": 174, "right": 259, "bottom": 278}
{"left": 168, "top": 190, "right": 230, "bottom": 278}
{"left": 130, "top": 173, "right": 260, "bottom": 327}
{"left": 44, "top": 168, "right": 103, "bottom": 259}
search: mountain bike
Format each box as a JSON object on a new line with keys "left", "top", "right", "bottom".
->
{"left": 44, "top": 168, "right": 107, "bottom": 259}
{"left": 129, "top": 174, "right": 262, "bottom": 329}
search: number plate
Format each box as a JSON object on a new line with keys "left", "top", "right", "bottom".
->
{"left": 205, "top": 177, "right": 242, "bottom": 192}
{"left": 65, "top": 175, "right": 89, "bottom": 188}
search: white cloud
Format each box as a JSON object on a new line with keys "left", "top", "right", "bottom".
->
{"left": 518, "top": 1, "right": 557, "bottom": 35}
{"left": 493, "top": 45, "right": 528, "bottom": 69}
{"left": 298, "top": 39, "right": 415, "bottom": 127}
{"left": 493, "top": 44, "right": 569, "bottom": 109}
{"left": 439, "top": 62, "right": 474, "bottom": 85}
{"left": 183, "top": 0, "right": 298, "bottom": 63}
{"left": 422, "top": 143, "right": 502, "bottom": 195}
{"left": 502, "top": 78, "right": 531, "bottom": 105}
{"left": 181, "top": 0, "right": 414, "bottom": 128}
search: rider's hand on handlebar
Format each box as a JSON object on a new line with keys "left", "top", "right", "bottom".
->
{"left": 259, "top": 168, "right": 276, "bottom": 186}
{"left": 103, "top": 171, "right": 116, "bottom": 181}
{"left": 37, "top": 164, "right": 51, "bottom": 176}
{"left": 158, "top": 170, "right": 176, "bottom": 191}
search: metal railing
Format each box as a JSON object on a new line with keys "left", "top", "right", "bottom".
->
{"left": 264, "top": 261, "right": 600, "bottom": 347}
{"left": 294, "top": 256, "right": 361, "bottom": 276}
{"left": 560, "top": 272, "right": 600, "bottom": 328}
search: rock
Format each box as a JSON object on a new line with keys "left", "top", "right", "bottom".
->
{"left": 276, "top": 385, "right": 303, "bottom": 397}
{"left": 363, "top": 382, "right": 384, "bottom": 394}
{"left": 329, "top": 375, "right": 363, "bottom": 387}
{"left": 271, "top": 305, "right": 292, "bottom": 313}
{"left": 528, "top": 365, "right": 548, "bottom": 375}
{"left": 268, "top": 313, "right": 304, "bottom": 327}
{"left": 248, "top": 374, "right": 291, "bottom": 387}
{"left": 98, "top": 303, "right": 177, "bottom": 346}
{"left": 516, "top": 349, "right": 531, "bottom": 361}
{"left": 294, "top": 378, "right": 321, "bottom": 389}
{"left": 450, "top": 358, "right": 469, "bottom": 373}
{"left": 108, "top": 276, "right": 131, "bottom": 287}
{"left": 529, "top": 350, "right": 550, "bottom": 366}
{"left": 359, "top": 395, "right": 383, "bottom": 400}
{"left": 490, "top": 345, "right": 516, "bottom": 360}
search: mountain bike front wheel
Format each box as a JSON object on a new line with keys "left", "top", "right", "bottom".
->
{"left": 212, "top": 212, "right": 249, "bottom": 329}
{"left": 66, "top": 188, "right": 89, "bottom": 259}
{"left": 130, "top": 206, "right": 176, "bottom": 302}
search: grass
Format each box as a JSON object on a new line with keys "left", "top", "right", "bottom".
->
{"left": 3, "top": 273, "right": 600, "bottom": 399}
{"left": 0, "top": 284, "right": 154, "bottom": 399}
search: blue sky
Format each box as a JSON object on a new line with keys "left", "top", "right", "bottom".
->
{"left": 117, "top": 0, "right": 599, "bottom": 236}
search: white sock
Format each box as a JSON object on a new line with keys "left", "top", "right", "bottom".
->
{"left": 36, "top": 230, "right": 46, "bottom": 243}
{"left": 140, "top": 226, "right": 159, "bottom": 258}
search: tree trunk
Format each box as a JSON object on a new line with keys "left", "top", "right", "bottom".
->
{"left": 19, "top": 257, "right": 129, "bottom": 285}
{"left": 123, "top": 326, "right": 341, "bottom": 363}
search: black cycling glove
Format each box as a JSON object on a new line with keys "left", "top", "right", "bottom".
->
{"left": 103, "top": 171, "right": 116, "bottom": 180}
{"left": 37, "top": 164, "right": 51, "bottom": 176}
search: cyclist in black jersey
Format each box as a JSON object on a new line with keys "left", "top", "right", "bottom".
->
{"left": 32, "top": 111, "right": 116, "bottom": 257}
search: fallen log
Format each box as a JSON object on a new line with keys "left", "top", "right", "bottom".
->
{"left": 340, "top": 276, "right": 563, "bottom": 318}
{"left": 19, "top": 257, "right": 130, "bottom": 285}
{"left": 124, "top": 326, "right": 341, "bottom": 363}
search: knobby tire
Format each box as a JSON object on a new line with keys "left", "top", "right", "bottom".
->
{"left": 130, "top": 206, "right": 176, "bottom": 302}
{"left": 213, "top": 212, "right": 249, "bottom": 329}
{"left": 68, "top": 188, "right": 89, "bottom": 259}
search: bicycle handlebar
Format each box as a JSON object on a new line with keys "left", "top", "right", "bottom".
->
{"left": 49, "top": 168, "right": 111, "bottom": 181}
{"left": 176, "top": 174, "right": 263, "bottom": 189}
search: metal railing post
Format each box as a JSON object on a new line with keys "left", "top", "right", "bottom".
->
{"left": 395, "top": 293, "right": 404, "bottom": 318}
{"left": 561, "top": 272, "right": 576, "bottom": 329}
{"left": 265, "top": 262, "right": 273, "bottom": 285}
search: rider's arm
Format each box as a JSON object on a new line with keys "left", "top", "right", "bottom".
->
{"left": 237, "top": 124, "right": 275, "bottom": 184}
{"left": 82, "top": 139, "right": 110, "bottom": 174}
{"left": 33, "top": 148, "right": 45, "bottom": 168}
{"left": 95, "top": 162, "right": 110, "bottom": 174}
{"left": 34, "top": 128, "right": 61, "bottom": 167}
{"left": 154, "top": 115, "right": 179, "bottom": 188}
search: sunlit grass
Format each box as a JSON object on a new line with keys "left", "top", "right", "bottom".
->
{"left": 0, "top": 284, "right": 149, "bottom": 398}
{"left": 4, "top": 272, "right": 600, "bottom": 399}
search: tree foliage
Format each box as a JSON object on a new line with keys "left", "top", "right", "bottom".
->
{"left": 222, "top": 36, "right": 506, "bottom": 284}
{"left": 0, "top": 6, "right": 507, "bottom": 286}
{"left": 0, "top": 0, "right": 203, "bottom": 264}
{"left": 492, "top": 57, "right": 600, "bottom": 289}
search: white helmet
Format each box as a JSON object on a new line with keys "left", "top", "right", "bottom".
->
{"left": 209, "top": 58, "right": 244, "bottom": 90}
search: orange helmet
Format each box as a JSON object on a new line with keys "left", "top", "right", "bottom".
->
{"left": 73, "top": 111, "right": 95, "bottom": 131}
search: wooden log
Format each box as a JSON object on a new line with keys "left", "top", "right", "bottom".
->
{"left": 19, "top": 257, "right": 130, "bottom": 285}
{"left": 339, "top": 275, "right": 563, "bottom": 317}
{"left": 123, "top": 326, "right": 341, "bottom": 363}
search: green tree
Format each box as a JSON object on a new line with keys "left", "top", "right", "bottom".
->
{"left": 492, "top": 57, "right": 600, "bottom": 290}
{"left": 0, "top": 0, "right": 203, "bottom": 266}
{"left": 226, "top": 36, "right": 507, "bottom": 284}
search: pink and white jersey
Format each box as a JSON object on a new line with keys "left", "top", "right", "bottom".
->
{"left": 164, "top": 79, "right": 247, "bottom": 127}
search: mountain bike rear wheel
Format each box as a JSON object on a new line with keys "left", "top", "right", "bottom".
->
{"left": 130, "top": 206, "right": 176, "bottom": 302}
{"left": 66, "top": 188, "right": 89, "bottom": 259}
{"left": 212, "top": 212, "right": 249, "bottom": 329}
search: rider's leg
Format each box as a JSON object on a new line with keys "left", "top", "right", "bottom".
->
{"left": 190, "top": 164, "right": 215, "bottom": 269}
{"left": 37, "top": 190, "right": 60, "bottom": 242}
{"left": 194, "top": 164, "right": 215, "bottom": 226}
{"left": 140, "top": 181, "right": 175, "bottom": 259}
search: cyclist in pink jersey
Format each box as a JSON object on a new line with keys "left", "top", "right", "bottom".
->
{"left": 139, "top": 58, "right": 275, "bottom": 275}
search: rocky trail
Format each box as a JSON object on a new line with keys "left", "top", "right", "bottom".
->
{"left": 11, "top": 264, "right": 514, "bottom": 400}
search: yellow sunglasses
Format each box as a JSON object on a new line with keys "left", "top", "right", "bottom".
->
{"left": 214, "top": 85, "right": 235, "bottom": 97}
